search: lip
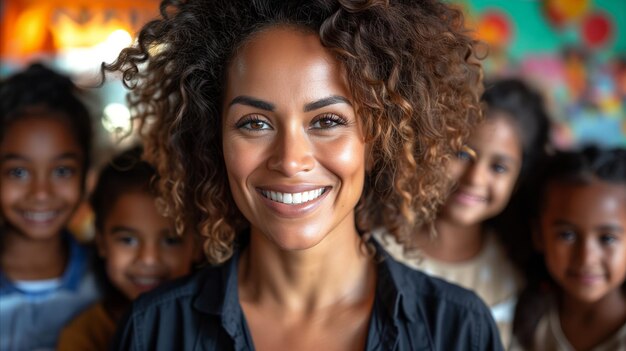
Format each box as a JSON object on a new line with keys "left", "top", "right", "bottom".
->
{"left": 567, "top": 271, "right": 604, "bottom": 285}
{"left": 129, "top": 276, "right": 164, "bottom": 293}
{"left": 452, "top": 190, "right": 487, "bottom": 205}
{"left": 19, "top": 210, "right": 61, "bottom": 225}
{"left": 256, "top": 185, "right": 331, "bottom": 218}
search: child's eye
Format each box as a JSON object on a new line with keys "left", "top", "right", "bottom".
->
{"left": 599, "top": 234, "right": 618, "bottom": 246}
{"left": 7, "top": 167, "right": 30, "bottom": 179}
{"left": 557, "top": 230, "right": 576, "bottom": 242}
{"left": 457, "top": 151, "right": 472, "bottom": 161}
{"left": 491, "top": 163, "right": 508, "bottom": 174}
{"left": 117, "top": 236, "right": 138, "bottom": 246}
{"left": 236, "top": 115, "right": 272, "bottom": 131}
{"left": 163, "top": 236, "right": 183, "bottom": 246}
{"left": 310, "top": 113, "right": 347, "bottom": 130}
{"left": 456, "top": 145, "right": 476, "bottom": 162}
{"left": 52, "top": 166, "right": 75, "bottom": 178}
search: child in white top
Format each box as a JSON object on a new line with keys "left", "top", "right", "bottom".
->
{"left": 512, "top": 147, "right": 626, "bottom": 350}
{"left": 378, "top": 78, "right": 551, "bottom": 347}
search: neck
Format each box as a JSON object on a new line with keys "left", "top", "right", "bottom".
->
{"left": 420, "top": 218, "right": 485, "bottom": 262}
{"left": 238, "top": 225, "right": 376, "bottom": 314}
{"left": 1, "top": 227, "right": 68, "bottom": 280}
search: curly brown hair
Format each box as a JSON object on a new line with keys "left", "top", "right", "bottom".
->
{"left": 105, "top": 0, "right": 483, "bottom": 264}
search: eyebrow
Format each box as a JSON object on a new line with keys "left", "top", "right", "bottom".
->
{"left": 552, "top": 220, "right": 624, "bottom": 234}
{"left": 303, "top": 95, "right": 352, "bottom": 112}
{"left": 552, "top": 219, "right": 575, "bottom": 227}
{"left": 597, "top": 225, "right": 624, "bottom": 234}
{"left": 229, "top": 96, "right": 275, "bottom": 111}
{"left": 0, "top": 152, "right": 81, "bottom": 163}
{"left": 110, "top": 225, "right": 138, "bottom": 234}
{"left": 492, "top": 153, "right": 519, "bottom": 166}
{"left": 228, "top": 95, "right": 352, "bottom": 113}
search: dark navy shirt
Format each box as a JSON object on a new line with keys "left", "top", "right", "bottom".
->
{"left": 113, "top": 240, "right": 503, "bottom": 350}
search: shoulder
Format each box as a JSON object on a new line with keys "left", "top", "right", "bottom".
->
{"left": 57, "top": 301, "right": 116, "bottom": 351}
{"left": 389, "top": 256, "right": 492, "bottom": 314}
{"left": 130, "top": 266, "right": 217, "bottom": 316}
{"left": 114, "top": 265, "right": 227, "bottom": 350}
{"left": 379, "top": 254, "right": 504, "bottom": 350}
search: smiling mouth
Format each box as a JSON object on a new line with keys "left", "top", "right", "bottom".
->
{"left": 21, "top": 211, "right": 60, "bottom": 223}
{"left": 454, "top": 191, "right": 487, "bottom": 203}
{"left": 260, "top": 188, "right": 327, "bottom": 205}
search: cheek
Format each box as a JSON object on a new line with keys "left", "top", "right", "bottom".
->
{"left": 319, "top": 137, "right": 366, "bottom": 175}
{"left": 447, "top": 160, "right": 466, "bottom": 182}
{"left": 493, "top": 176, "right": 517, "bottom": 206}
{"left": 544, "top": 241, "right": 570, "bottom": 270}
{"left": 0, "top": 183, "right": 23, "bottom": 204}
{"left": 163, "top": 250, "right": 193, "bottom": 276}
{"left": 105, "top": 247, "right": 134, "bottom": 278}
{"left": 223, "top": 139, "right": 262, "bottom": 189}
{"left": 318, "top": 137, "right": 366, "bottom": 195}
{"left": 58, "top": 178, "right": 83, "bottom": 203}
{"left": 609, "top": 247, "right": 626, "bottom": 279}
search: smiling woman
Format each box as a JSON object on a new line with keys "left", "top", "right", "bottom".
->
{"left": 104, "top": 0, "right": 501, "bottom": 350}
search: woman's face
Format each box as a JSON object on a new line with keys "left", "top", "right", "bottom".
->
{"left": 441, "top": 114, "right": 522, "bottom": 226}
{"left": 222, "top": 27, "right": 367, "bottom": 250}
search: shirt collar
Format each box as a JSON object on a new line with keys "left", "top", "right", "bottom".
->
{"left": 372, "top": 239, "right": 416, "bottom": 323}
{"left": 191, "top": 234, "right": 418, "bottom": 348}
{"left": 0, "top": 231, "right": 88, "bottom": 295}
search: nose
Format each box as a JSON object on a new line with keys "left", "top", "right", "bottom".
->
{"left": 267, "top": 125, "right": 315, "bottom": 176}
{"left": 137, "top": 242, "right": 160, "bottom": 267}
{"left": 459, "top": 161, "right": 488, "bottom": 187}
{"left": 574, "top": 237, "right": 600, "bottom": 267}
{"left": 30, "top": 176, "right": 52, "bottom": 201}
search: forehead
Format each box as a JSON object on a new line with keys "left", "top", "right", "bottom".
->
{"left": 104, "top": 192, "right": 168, "bottom": 225}
{"left": 0, "top": 114, "right": 82, "bottom": 157}
{"left": 543, "top": 181, "right": 626, "bottom": 222}
{"left": 469, "top": 115, "right": 522, "bottom": 159}
{"left": 224, "top": 26, "right": 351, "bottom": 108}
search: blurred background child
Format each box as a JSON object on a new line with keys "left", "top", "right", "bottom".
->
{"left": 57, "top": 146, "right": 197, "bottom": 351}
{"left": 377, "top": 78, "right": 551, "bottom": 347}
{"left": 513, "top": 147, "right": 626, "bottom": 350}
{"left": 0, "top": 63, "right": 99, "bottom": 350}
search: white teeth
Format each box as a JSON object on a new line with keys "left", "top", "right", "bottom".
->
{"left": 23, "top": 211, "right": 57, "bottom": 222}
{"left": 261, "top": 188, "right": 325, "bottom": 205}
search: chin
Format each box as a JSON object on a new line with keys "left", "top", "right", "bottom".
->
{"left": 257, "top": 225, "right": 328, "bottom": 251}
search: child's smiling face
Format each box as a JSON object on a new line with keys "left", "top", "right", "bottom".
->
{"left": 442, "top": 114, "right": 522, "bottom": 226}
{"left": 0, "top": 114, "right": 84, "bottom": 241}
{"left": 97, "top": 192, "right": 196, "bottom": 300}
{"left": 540, "top": 180, "right": 626, "bottom": 304}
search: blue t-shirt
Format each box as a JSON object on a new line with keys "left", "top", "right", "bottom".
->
{"left": 0, "top": 232, "right": 100, "bottom": 351}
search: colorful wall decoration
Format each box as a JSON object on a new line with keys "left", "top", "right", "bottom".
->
{"left": 456, "top": 0, "right": 626, "bottom": 149}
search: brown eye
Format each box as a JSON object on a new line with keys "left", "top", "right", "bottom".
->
{"left": 310, "top": 113, "right": 346, "bottom": 130}
{"left": 235, "top": 115, "right": 272, "bottom": 131}
{"left": 249, "top": 120, "right": 266, "bottom": 130}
